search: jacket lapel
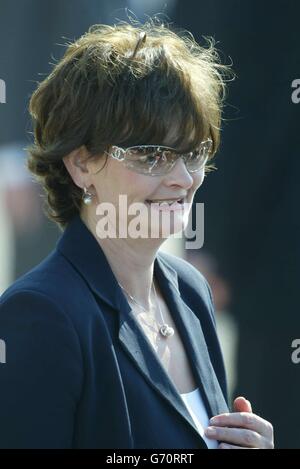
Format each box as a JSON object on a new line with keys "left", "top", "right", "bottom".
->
{"left": 154, "top": 255, "right": 229, "bottom": 419}
{"left": 57, "top": 215, "right": 228, "bottom": 444}
{"left": 117, "top": 291, "right": 206, "bottom": 442}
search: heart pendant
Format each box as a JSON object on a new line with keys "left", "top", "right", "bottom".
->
{"left": 159, "top": 324, "right": 175, "bottom": 337}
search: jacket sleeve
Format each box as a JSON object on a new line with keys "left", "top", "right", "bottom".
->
{"left": 0, "top": 289, "right": 83, "bottom": 448}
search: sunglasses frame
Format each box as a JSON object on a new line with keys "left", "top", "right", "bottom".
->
{"left": 105, "top": 138, "right": 213, "bottom": 176}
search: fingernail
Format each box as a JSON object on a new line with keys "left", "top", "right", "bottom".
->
{"left": 209, "top": 417, "right": 219, "bottom": 424}
{"left": 205, "top": 427, "right": 216, "bottom": 436}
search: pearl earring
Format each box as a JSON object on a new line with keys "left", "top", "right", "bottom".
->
{"left": 82, "top": 187, "right": 93, "bottom": 205}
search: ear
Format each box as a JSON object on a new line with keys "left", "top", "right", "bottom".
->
{"left": 63, "top": 146, "right": 91, "bottom": 189}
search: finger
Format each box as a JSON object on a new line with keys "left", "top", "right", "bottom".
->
{"left": 246, "top": 400, "right": 253, "bottom": 412}
{"left": 209, "top": 412, "right": 273, "bottom": 439}
{"left": 234, "top": 396, "right": 252, "bottom": 413}
{"left": 218, "top": 443, "right": 258, "bottom": 450}
{"left": 205, "top": 426, "right": 263, "bottom": 448}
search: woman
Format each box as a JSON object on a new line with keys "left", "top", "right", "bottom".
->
{"left": 0, "top": 21, "right": 274, "bottom": 449}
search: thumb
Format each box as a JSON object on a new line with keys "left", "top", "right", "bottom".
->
{"left": 233, "top": 396, "right": 253, "bottom": 413}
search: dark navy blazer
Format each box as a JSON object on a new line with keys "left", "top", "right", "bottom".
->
{"left": 0, "top": 215, "right": 229, "bottom": 449}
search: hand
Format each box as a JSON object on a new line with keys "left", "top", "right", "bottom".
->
{"left": 204, "top": 396, "right": 274, "bottom": 449}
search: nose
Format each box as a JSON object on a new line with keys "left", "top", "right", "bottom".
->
{"left": 163, "top": 157, "right": 194, "bottom": 190}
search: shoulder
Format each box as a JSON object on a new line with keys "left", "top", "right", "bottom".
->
{"left": 0, "top": 285, "right": 82, "bottom": 358}
{"left": 0, "top": 250, "right": 85, "bottom": 346}
{"left": 0, "top": 259, "right": 83, "bottom": 448}
{"left": 1, "top": 246, "right": 90, "bottom": 316}
{"left": 0, "top": 255, "right": 83, "bottom": 380}
{"left": 2, "top": 248, "right": 78, "bottom": 300}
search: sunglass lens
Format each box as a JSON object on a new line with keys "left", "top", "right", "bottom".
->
{"left": 125, "top": 147, "right": 174, "bottom": 175}
{"left": 185, "top": 140, "right": 212, "bottom": 171}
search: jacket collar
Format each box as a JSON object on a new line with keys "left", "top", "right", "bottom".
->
{"left": 57, "top": 215, "right": 228, "bottom": 445}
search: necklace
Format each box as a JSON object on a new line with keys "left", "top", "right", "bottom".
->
{"left": 118, "top": 280, "right": 175, "bottom": 338}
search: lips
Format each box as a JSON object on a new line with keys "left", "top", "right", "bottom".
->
{"left": 145, "top": 198, "right": 186, "bottom": 211}
{"left": 145, "top": 198, "right": 184, "bottom": 205}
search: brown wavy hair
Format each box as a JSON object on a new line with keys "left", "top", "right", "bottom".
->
{"left": 27, "top": 19, "right": 233, "bottom": 229}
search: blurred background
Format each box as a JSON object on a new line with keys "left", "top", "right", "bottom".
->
{"left": 0, "top": 0, "right": 299, "bottom": 448}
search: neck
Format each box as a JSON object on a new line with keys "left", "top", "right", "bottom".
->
{"left": 80, "top": 208, "right": 166, "bottom": 307}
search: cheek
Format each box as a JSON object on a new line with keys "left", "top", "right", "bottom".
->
{"left": 121, "top": 171, "right": 159, "bottom": 200}
{"left": 192, "top": 170, "right": 205, "bottom": 191}
{"left": 92, "top": 159, "right": 130, "bottom": 200}
{"left": 95, "top": 162, "right": 158, "bottom": 203}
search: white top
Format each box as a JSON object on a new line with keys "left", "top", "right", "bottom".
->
{"left": 180, "top": 387, "right": 218, "bottom": 449}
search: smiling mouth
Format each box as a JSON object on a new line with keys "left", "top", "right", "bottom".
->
{"left": 145, "top": 198, "right": 185, "bottom": 206}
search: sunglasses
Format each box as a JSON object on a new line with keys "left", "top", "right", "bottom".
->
{"left": 105, "top": 139, "right": 213, "bottom": 176}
